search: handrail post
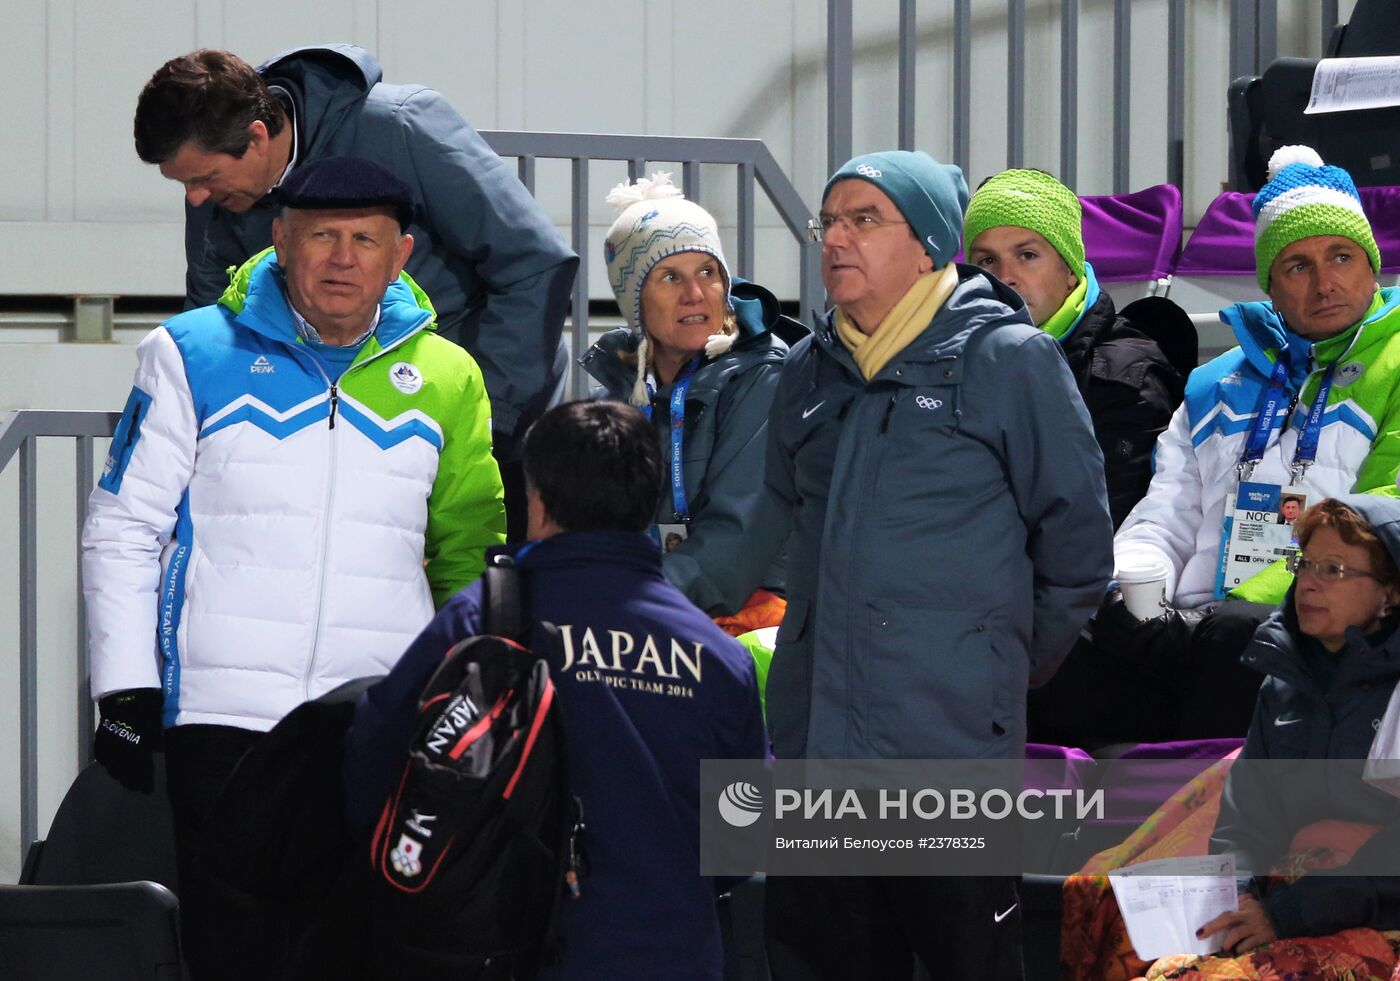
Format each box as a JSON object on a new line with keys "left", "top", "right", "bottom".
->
{"left": 827, "top": 0, "right": 853, "bottom": 174}
{"left": 19, "top": 435, "right": 39, "bottom": 870}
{"left": 76, "top": 437, "right": 94, "bottom": 765}
{"left": 570, "top": 157, "right": 590, "bottom": 400}
{"left": 736, "top": 162, "right": 756, "bottom": 281}
{"left": 897, "top": 0, "right": 917, "bottom": 151}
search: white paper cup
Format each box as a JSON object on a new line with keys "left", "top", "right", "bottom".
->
{"left": 1116, "top": 557, "right": 1169, "bottom": 621}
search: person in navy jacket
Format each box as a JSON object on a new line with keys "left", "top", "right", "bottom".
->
{"left": 342, "top": 399, "right": 767, "bottom": 980}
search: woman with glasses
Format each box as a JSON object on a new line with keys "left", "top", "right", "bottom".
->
{"left": 581, "top": 172, "right": 800, "bottom": 633}
{"left": 1146, "top": 494, "right": 1400, "bottom": 974}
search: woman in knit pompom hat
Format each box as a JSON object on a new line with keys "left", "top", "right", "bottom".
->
{"left": 599, "top": 172, "right": 738, "bottom": 405}
{"left": 580, "top": 172, "right": 799, "bottom": 639}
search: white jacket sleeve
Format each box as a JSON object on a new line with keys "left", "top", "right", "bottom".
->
{"left": 82, "top": 327, "right": 198, "bottom": 700}
{"left": 1113, "top": 399, "right": 1205, "bottom": 604}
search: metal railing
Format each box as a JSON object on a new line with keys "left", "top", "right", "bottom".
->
{"left": 832, "top": 0, "right": 1347, "bottom": 194}
{"left": 479, "top": 131, "right": 822, "bottom": 399}
{"left": 2, "top": 409, "right": 119, "bottom": 868}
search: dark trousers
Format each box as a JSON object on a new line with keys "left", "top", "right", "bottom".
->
{"left": 764, "top": 875, "right": 1024, "bottom": 980}
{"left": 1027, "top": 601, "right": 1272, "bottom": 748}
{"left": 498, "top": 455, "right": 528, "bottom": 543}
{"left": 165, "top": 724, "right": 288, "bottom": 981}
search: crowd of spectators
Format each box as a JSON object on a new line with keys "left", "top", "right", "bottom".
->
{"left": 72, "top": 41, "right": 1400, "bottom": 981}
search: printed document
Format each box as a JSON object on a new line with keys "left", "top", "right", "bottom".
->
{"left": 1307, "top": 56, "right": 1400, "bottom": 114}
{"left": 1109, "top": 855, "right": 1238, "bottom": 961}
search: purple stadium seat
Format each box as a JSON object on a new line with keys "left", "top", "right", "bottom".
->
{"left": 1080, "top": 184, "right": 1184, "bottom": 284}
{"left": 1178, "top": 186, "right": 1400, "bottom": 277}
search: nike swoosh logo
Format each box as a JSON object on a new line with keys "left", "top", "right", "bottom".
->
{"left": 994, "top": 903, "right": 1017, "bottom": 923}
{"left": 802, "top": 401, "right": 826, "bottom": 419}
{"left": 1274, "top": 717, "right": 1302, "bottom": 726}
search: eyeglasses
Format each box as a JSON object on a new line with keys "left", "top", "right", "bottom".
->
{"left": 1287, "top": 553, "right": 1379, "bottom": 582}
{"left": 807, "top": 212, "right": 910, "bottom": 242}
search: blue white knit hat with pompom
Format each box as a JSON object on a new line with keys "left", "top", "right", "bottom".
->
{"left": 603, "top": 172, "right": 734, "bottom": 406}
{"left": 1252, "top": 145, "right": 1379, "bottom": 292}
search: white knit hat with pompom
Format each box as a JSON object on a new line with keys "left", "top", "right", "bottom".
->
{"left": 603, "top": 172, "right": 732, "bottom": 406}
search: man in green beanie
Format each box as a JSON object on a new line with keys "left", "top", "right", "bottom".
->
{"left": 757, "top": 150, "right": 1114, "bottom": 979}
{"left": 1032, "top": 146, "right": 1400, "bottom": 748}
{"left": 964, "top": 168, "right": 1191, "bottom": 527}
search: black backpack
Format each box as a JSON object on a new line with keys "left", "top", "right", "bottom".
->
{"left": 367, "top": 556, "right": 582, "bottom": 978}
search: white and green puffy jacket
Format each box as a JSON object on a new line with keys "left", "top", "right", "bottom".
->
{"left": 82, "top": 250, "right": 505, "bottom": 731}
{"left": 1116, "top": 287, "right": 1400, "bottom": 609}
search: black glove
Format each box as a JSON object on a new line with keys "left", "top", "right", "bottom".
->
{"left": 93, "top": 688, "right": 164, "bottom": 792}
{"left": 1092, "top": 588, "right": 1206, "bottom": 678}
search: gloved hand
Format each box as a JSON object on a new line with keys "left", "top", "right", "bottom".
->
{"left": 93, "top": 688, "right": 164, "bottom": 792}
{"left": 1093, "top": 588, "right": 1206, "bottom": 678}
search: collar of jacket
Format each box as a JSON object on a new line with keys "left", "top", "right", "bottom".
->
{"left": 256, "top": 45, "right": 380, "bottom": 158}
{"left": 1220, "top": 287, "right": 1400, "bottom": 384}
{"left": 1244, "top": 605, "right": 1400, "bottom": 701}
{"left": 217, "top": 249, "right": 435, "bottom": 351}
{"left": 493, "top": 531, "right": 665, "bottom": 576}
{"left": 812, "top": 264, "right": 1031, "bottom": 383}
{"left": 1043, "top": 260, "right": 1103, "bottom": 344}
{"left": 1059, "top": 290, "right": 1120, "bottom": 366}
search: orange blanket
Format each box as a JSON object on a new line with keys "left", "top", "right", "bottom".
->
{"left": 1059, "top": 751, "right": 1400, "bottom": 981}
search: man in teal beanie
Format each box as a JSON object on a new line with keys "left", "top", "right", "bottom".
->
{"left": 757, "top": 150, "right": 1114, "bottom": 979}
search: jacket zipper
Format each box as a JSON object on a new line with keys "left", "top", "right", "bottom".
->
{"left": 299, "top": 311, "right": 434, "bottom": 699}
{"left": 878, "top": 392, "right": 897, "bottom": 434}
{"left": 304, "top": 359, "right": 339, "bottom": 701}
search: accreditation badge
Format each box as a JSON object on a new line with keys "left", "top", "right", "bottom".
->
{"left": 653, "top": 523, "right": 690, "bottom": 553}
{"left": 1213, "top": 481, "right": 1306, "bottom": 598}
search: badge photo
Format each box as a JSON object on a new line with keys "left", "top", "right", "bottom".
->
{"left": 656, "top": 523, "right": 689, "bottom": 553}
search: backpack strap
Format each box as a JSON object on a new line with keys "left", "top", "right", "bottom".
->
{"left": 482, "top": 554, "right": 528, "bottom": 644}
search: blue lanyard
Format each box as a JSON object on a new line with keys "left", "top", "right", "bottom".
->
{"left": 1238, "top": 355, "right": 1334, "bottom": 482}
{"left": 666, "top": 357, "right": 702, "bottom": 523}
{"left": 1292, "top": 366, "right": 1335, "bottom": 480}
{"left": 640, "top": 358, "right": 702, "bottom": 521}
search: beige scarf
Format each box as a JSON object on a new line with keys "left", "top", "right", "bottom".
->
{"left": 835, "top": 264, "right": 958, "bottom": 380}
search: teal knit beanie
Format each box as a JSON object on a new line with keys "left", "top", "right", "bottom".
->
{"left": 823, "top": 151, "right": 969, "bottom": 268}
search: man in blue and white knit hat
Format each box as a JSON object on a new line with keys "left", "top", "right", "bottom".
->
{"left": 756, "top": 150, "right": 1113, "bottom": 981}
{"left": 1033, "top": 146, "right": 1400, "bottom": 751}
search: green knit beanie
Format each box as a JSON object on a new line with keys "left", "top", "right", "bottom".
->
{"left": 962, "top": 169, "right": 1085, "bottom": 281}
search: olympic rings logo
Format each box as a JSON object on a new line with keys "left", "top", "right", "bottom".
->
{"left": 856, "top": 164, "right": 883, "bottom": 178}
{"left": 915, "top": 395, "right": 943, "bottom": 411}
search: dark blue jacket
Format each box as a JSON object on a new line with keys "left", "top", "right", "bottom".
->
{"left": 343, "top": 531, "right": 766, "bottom": 981}
{"left": 1212, "top": 493, "right": 1400, "bottom": 938}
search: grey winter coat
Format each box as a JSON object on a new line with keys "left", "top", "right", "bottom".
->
{"left": 1211, "top": 493, "right": 1400, "bottom": 939}
{"left": 183, "top": 44, "right": 579, "bottom": 443}
{"left": 762, "top": 267, "right": 1114, "bottom": 760}
{"left": 580, "top": 280, "right": 799, "bottom": 615}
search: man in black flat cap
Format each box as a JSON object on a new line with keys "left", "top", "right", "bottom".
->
{"left": 82, "top": 155, "right": 505, "bottom": 980}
